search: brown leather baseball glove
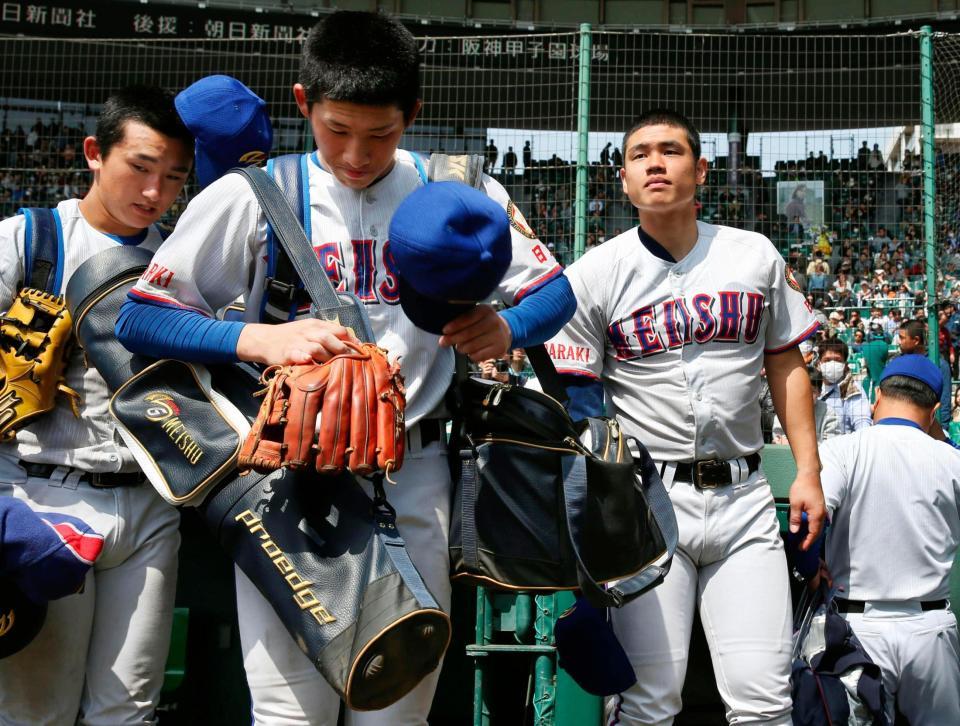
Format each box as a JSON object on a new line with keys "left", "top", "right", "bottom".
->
{"left": 239, "top": 341, "right": 406, "bottom": 477}
{"left": 0, "top": 289, "right": 80, "bottom": 440}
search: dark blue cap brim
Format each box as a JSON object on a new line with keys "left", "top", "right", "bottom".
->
{"left": 398, "top": 274, "right": 475, "bottom": 335}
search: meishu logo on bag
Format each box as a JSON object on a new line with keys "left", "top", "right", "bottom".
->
{"left": 143, "top": 392, "right": 204, "bottom": 465}
{"left": 0, "top": 609, "right": 14, "bottom": 638}
{"left": 234, "top": 510, "right": 337, "bottom": 626}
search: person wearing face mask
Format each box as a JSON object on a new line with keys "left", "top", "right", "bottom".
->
{"left": 817, "top": 339, "right": 872, "bottom": 433}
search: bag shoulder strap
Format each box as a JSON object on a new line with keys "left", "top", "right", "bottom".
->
{"left": 561, "top": 442, "right": 679, "bottom": 609}
{"left": 234, "top": 165, "right": 376, "bottom": 343}
{"left": 19, "top": 206, "right": 64, "bottom": 293}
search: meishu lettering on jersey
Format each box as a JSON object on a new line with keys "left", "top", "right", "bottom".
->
{"left": 608, "top": 290, "right": 765, "bottom": 360}
{"left": 313, "top": 239, "right": 400, "bottom": 304}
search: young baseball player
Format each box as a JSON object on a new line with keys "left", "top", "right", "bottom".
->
{"left": 819, "top": 355, "right": 960, "bottom": 726}
{"left": 547, "top": 108, "right": 825, "bottom": 724}
{"left": 0, "top": 85, "right": 194, "bottom": 725}
{"left": 116, "top": 11, "right": 574, "bottom": 725}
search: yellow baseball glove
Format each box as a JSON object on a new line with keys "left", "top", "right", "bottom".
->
{"left": 0, "top": 289, "right": 80, "bottom": 440}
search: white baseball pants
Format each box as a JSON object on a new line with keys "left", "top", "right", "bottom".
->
{"left": 0, "top": 471, "right": 180, "bottom": 726}
{"left": 608, "top": 468, "right": 793, "bottom": 725}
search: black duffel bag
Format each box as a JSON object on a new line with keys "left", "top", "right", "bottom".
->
{"left": 448, "top": 348, "right": 678, "bottom": 609}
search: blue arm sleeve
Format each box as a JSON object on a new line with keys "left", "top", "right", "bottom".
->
{"left": 115, "top": 297, "right": 244, "bottom": 364}
{"left": 499, "top": 273, "right": 576, "bottom": 349}
{"left": 560, "top": 373, "right": 604, "bottom": 420}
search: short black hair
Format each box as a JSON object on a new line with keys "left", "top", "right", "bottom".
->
{"left": 899, "top": 319, "right": 925, "bottom": 344}
{"left": 299, "top": 11, "right": 420, "bottom": 119}
{"left": 879, "top": 374, "right": 939, "bottom": 408}
{"left": 622, "top": 108, "right": 701, "bottom": 161}
{"left": 817, "top": 338, "right": 848, "bottom": 361}
{"left": 95, "top": 85, "right": 192, "bottom": 159}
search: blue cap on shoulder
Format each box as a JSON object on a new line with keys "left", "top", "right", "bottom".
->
{"left": 175, "top": 75, "right": 273, "bottom": 188}
{"left": 388, "top": 181, "right": 512, "bottom": 335}
{"left": 879, "top": 353, "right": 943, "bottom": 399}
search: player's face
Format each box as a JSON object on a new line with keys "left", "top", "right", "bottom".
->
{"left": 295, "top": 88, "right": 421, "bottom": 190}
{"left": 81, "top": 121, "right": 191, "bottom": 236}
{"left": 620, "top": 124, "right": 707, "bottom": 215}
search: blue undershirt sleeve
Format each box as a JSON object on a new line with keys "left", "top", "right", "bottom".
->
{"left": 559, "top": 373, "right": 604, "bottom": 420}
{"left": 116, "top": 297, "right": 244, "bottom": 364}
{"left": 499, "top": 273, "right": 576, "bottom": 349}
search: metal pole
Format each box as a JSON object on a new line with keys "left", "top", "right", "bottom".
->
{"left": 920, "top": 25, "right": 939, "bottom": 367}
{"left": 573, "top": 23, "right": 592, "bottom": 261}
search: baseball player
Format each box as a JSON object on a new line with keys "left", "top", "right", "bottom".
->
{"left": 0, "top": 76, "right": 272, "bottom": 725}
{"left": 818, "top": 354, "right": 960, "bottom": 725}
{"left": 547, "top": 108, "right": 825, "bottom": 725}
{"left": 0, "top": 85, "right": 193, "bottom": 726}
{"left": 115, "top": 11, "right": 574, "bottom": 725}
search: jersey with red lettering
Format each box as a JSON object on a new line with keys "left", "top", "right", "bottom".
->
{"left": 548, "top": 222, "right": 817, "bottom": 461}
{"left": 129, "top": 150, "right": 562, "bottom": 424}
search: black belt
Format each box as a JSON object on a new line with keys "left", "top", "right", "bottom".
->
{"left": 408, "top": 419, "right": 447, "bottom": 449}
{"left": 20, "top": 461, "right": 143, "bottom": 488}
{"left": 673, "top": 453, "right": 761, "bottom": 489}
{"left": 835, "top": 597, "right": 948, "bottom": 613}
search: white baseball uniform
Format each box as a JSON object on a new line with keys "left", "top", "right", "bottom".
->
{"left": 0, "top": 198, "right": 180, "bottom": 726}
{"left": 548, "top": 222, "right": 818, "bottom": 725}
{"left": 129, "top": 149, "right": 562, "bottom": 725}
{"left": 820, "top": 421, "right": 960, "bottom": 726}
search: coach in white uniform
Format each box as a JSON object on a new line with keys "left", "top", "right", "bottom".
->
{"left": 547, "top": 108, "right": 826, "bottom": 725}
{"left": 819, "top": 354, "right": 960, "bottom": 726}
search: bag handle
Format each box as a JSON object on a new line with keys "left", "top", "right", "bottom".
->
{"left": 233, "top": 166, "right": 376, "bottom": 344}
{"left": 560, "top": 442, "right": 679, "bottom": 609}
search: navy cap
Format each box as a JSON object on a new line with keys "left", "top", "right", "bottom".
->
{"left": 0, "top": 499, "right": 103, "bottom": 658}
{"left": 175, "top": 75, "right": 273, "bottom": 188}
{"left": 879, "top": 354, "right": 943, "bottom": 399}
{"left": 388, "top": 182, "right": 512, "bottom": 335}
{"left": 554, "top": 596, "right": 637, "bottom": 696}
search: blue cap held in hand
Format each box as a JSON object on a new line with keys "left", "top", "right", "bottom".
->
{"left": 554, "top": 595, "right": 637, "bottom": 696}
{"left": 175, "top": 75, "right": 273, "bottom": 188}
{"left": 0, "top": 499, "right": 104, "bottom": 658}
{"left": 388, "top": 181, "right": 512, "bottom": 335}
{"left": 879, "top": 354, "right": 943, "bottom": 400}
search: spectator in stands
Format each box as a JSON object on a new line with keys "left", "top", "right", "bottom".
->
{"left": 502, "top": 145, "right": 517, "bottom": 175}
{"left": 897, "top": 319, "right": 925, "bottom": 357}
{"left": 485, "top": 139, "right": 498, "bottom": 173}
{"left": 522, "top": 140, "right": 532, "bottom": 170}
{"left": 867, "top": 143, "right": 884, "bottom": 171}
{"left": 817, "top": 339, "right": 872, "bottom": 434}
{"left": 599, "top": 142, "right": 611, "bottom": 166}
{"left": 772, "top": 366, "right": 839, "bottom": 444}
{"left": 612, "top": 144, "right": 623, "bottom": 168}
{"left": 807, "top": 251, "right": 829, "bottom": 292}
{"left": 952, "top": 386, "right": 960, "bottom": 424}
{"left": 885, "top": 308, "right": 903, "bottom": 339}
{"left": 860, "top": 323, "right": 890, "bottom": 400}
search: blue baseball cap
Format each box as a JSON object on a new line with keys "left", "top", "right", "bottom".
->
{"left": 879, "top": 354, "right": 943, "bottom": 399}
{"left": 175, "top": 75, "right": 273, "bottom": 188}
{"left": 0, "top": 499, "right": 103, "bottom": 658}
{"left": 388, "top": 182, "right": 512, "bottom": 335}
{"left": 554, "top": 596, "right": 637, "bottom": 696}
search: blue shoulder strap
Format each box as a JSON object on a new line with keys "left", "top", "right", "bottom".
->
{"left": 261, "top": 153, "right": 309, "bottom": 323}
{"left": 18, "top": 207, "right": 64, "bottom": 293}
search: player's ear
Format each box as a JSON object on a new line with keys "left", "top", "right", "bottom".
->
{"left": 619, "top": 165, "right": 628, "bottom": 194}
{"left": 695, "top": 156, "right": 708, "bottom": 185}
{"left": 83, "top": 136, "right": 102, "bottom": 172}
{"left": 292, "top": 84, "right": 311, "bottom": 120}
{"left": 404, "top": 100, "right": 423, "bottom": 129}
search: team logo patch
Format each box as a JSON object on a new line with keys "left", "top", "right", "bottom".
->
{"left": 143, "top": 392, "right": 203, "bottom": 465}
{"left": 238, "top": 150, "right": 267, "bottom": 165}
{"left": 785, "top": 267, "right": 802, "bottom": 293}
{"left": 507, "top": 201, "right": 537, "bottom": 239}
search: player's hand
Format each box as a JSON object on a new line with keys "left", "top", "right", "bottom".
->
{"left": 236, "top": 319, "right": 358, "bottom": 366}
{"left": 788, "top": 469, "right": 826, "bottom": 551}
{"left": 439, "top": 305, "right": 512, "bottom": 363}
